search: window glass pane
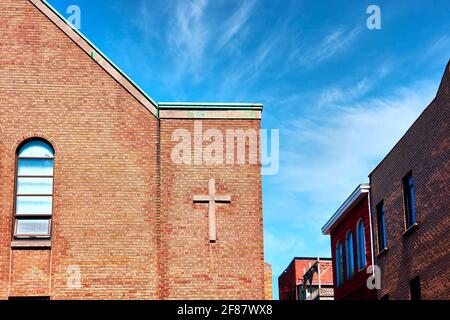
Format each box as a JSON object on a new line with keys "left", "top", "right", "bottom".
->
{"left": 346, "top": 232, "right": 354, "bottom": 278}
{"left": 17, "top": 178, "right": 53, "bottom": 195}
{"left": 16, "top": 219, "right": 50, "bottom": 236}
{"left": 410, "top": 188, "right": 415, "bottom": 224}
{"left": 336, "top": 243, "right": 343, "bottom": 287}
{"left": 18, "top": 159, "right": 54, "bottom": 176}
{"left": 377, "top": 202, "right": 386, "bottom": 250}
{"left": 18, "top": 140, "right": 54, "bottom": 158}
{"left": 16, "top": 196, "right": 52, "bottom": 215}
{"left": 359, "top": 222, "right": 366, "bottom": 269}
{"left": 381, "top": 212, "right": 386, "bottom": 247}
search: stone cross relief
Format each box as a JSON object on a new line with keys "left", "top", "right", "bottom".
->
{"left": 193, "top": 178, "right": 231, "bottom": 243}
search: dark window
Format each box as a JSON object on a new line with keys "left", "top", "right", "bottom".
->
{"left": 403, "top": 172, "right": 416, "bottom": 229}
{"left": 409, "top": 276, "right": 421, "bottom": 300}
{"left": 297, "top": 285, "right": 304, "bottom": 300}
{"left": 376, "top": 201, "right": 387, "bottom": 252}
{"left": 14, "top": 139, "right": 54, "bottom": 239}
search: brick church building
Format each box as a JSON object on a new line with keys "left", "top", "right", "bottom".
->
{"left": 0, "top": 0, "right": 265, "bottom": 299}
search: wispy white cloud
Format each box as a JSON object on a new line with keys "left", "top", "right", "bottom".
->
{"left": 292, "top": 26, "right": 362, "bottom": 68}
{"left": 317, "top": 64, "right": 392, "bottom": 107}
{"left": 218, "top": 30, "right": 284, "bottom": 98}
{"left": 217, "top": 0, "right": 257, "bottom": 49}
{"left": 167, "top": 0, "right": 209, "bottom": 80}
{"left": 276, "top": 78, "right": 437, "bottom": 204}
{"left": 421, "top": 35, "right": 450, "bottom": 67}
{"left": 264, "top": 229, "right": 305, "bottom": 256}
{"left": 133, "top": 0, "right": 165, "bottom": 41}
{"left": 162, "top": 0, "right": 261, "bottom": 87}
{"left": 318, "top": 78, "right": 371, "bottom": 107}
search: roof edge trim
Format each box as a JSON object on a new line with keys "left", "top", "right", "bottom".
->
{"left": 31, "top": 0, "right": 264, "bottom": 120}
{"left": 321, "top": 184, "right": 370, "bottom": 235}
{"left": 34, "top": 0, "right": 158, "bottom": 116}
{"left": 158, "top": 102, "right": 263, "bottom": 111}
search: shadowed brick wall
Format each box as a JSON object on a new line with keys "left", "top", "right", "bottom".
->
{"left": 370, "top": 62, "right": 450, "bottom": 300}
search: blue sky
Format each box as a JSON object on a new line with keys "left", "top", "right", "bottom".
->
{"left": 47, "top": 0, "right": 450, "bottom": 298}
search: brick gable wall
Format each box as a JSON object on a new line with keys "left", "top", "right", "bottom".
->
{"left": 0, "top": 0, "right": 160, "bottom": 299}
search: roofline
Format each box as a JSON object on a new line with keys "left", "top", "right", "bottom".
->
{"left": 32, "top": 0, "right": 263, "bottom": 120}
{"left": 278, "top": 257, "right": 332, "bottom": 280}
{"left": 368, "top": 60, "right": 449, "bottom": 177}
{"left": 321, "top": 184, "right": 370, "bottom": 235}
{"left": 35, "top": 0, "right": 159, "bottom": 115}
{"left": 158, "top": 102, "right": 263, "bottom": 111}
{"left": 292, "top": 256, "right": 332, "bottom": 261}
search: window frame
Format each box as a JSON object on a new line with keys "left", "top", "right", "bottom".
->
{"left": 13, "top": 139, "right": 55, "bottom": 239}
{"left": 356, "top": 219, "right": 367, "bottom": 271}
{"left": 402, "top": 171, "right": 416, "bottom": 230}
{"left": 376, "top": 201, "right": 387, "bottom": 253}
{"left": 345, "top": 230, "right": 355, "bottom": 279}
{"left": 335, "top": 241, "right": 344, "bottom": 288}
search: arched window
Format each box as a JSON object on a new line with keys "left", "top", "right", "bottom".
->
{"left": 14, "top": 139, "right": 54, "bottom": 238}
{"left": 335, "top": 241, "right": 344, "bottom": 287}
{"left": 356, "top": 220, "right": 367, "bottom": 270}
{"left": 345, "top": 231, "right": 355, "bottom": 279}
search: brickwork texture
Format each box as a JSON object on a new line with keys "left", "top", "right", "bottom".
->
{"left": 0, "top": 0, "right": 264, "bottom": 300}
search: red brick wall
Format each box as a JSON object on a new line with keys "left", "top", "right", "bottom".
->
{"left": 369, "top": 62, "right": 450, "bottom": 300}
{"left": 278, "top": 258, "right": 318, "bottom": 300}
{"left": 329, "top": 196, "right": 377, "bottom": 300}
{"left": 0, "top": 0, "right": 264, "bottom": 299}
{"left": 159, "top": 119, "right": 264, "bottom": 300}
{"left": 0, "top": 0, "right": 160, "bottom": 299}
{"left": 278, "top": 260, "right": 297, "bottom": 300}
{"left": 316, "top": 260, "right": 334, "bottom": 286}
{"left": 9, "top": 250, "right": 51, "bottom": 297}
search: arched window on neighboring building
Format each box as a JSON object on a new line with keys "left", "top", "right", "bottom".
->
{"left": 356, "top": 219, "right": 367, "bottom": 270}
{"left": 14, "top": 139, "right": 54, "bottom": 239}
{"left": 345, "top": 231, "right": 355, "bottom": 279}
{"left": 335, "top": 241, "right": 344, "bottom": 287}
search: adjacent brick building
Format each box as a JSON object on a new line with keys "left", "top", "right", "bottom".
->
{"left": 278, "top": 257, "right": 334, "bottom": 300}
{"left": 369, "top": 61, "right": 450, "bottom": 300}
{"left": 264, "top": 263, "right": 273, "bottom": 300}
{"left": 322, "top": 184, "right": 377, "bottom": 300}
{"left": 0, "top": 0, "right": 265, "bottom": 299}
